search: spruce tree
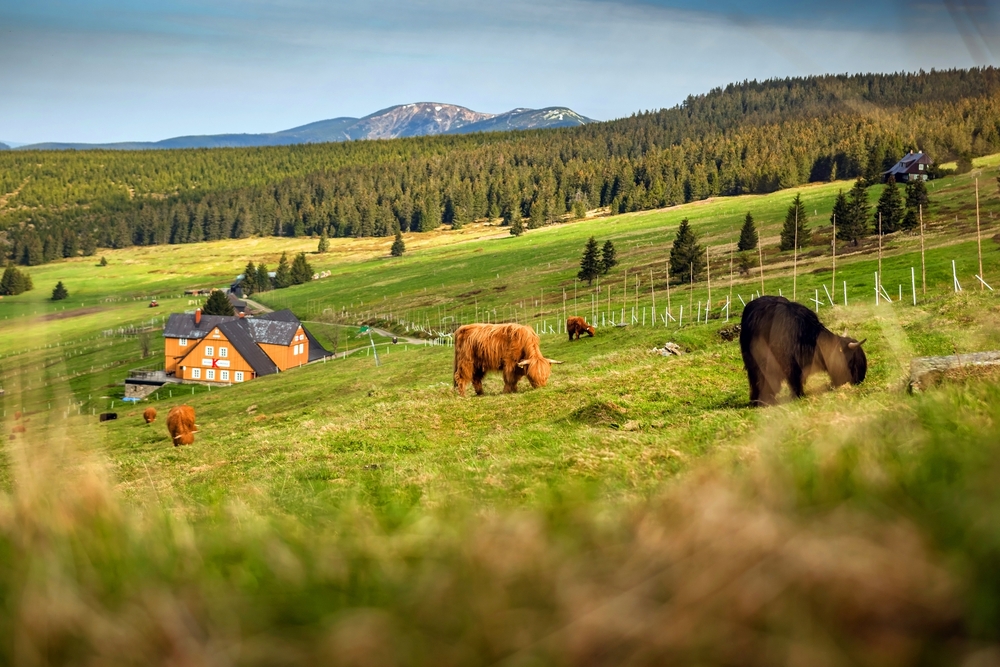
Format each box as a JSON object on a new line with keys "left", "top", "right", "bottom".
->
{"left": 875, "top": 176, "right": 904, "bottom": 234}
{"left": 51, "top": 280, "right": 68, "bottom": 301}
{"left": 99, "top": 256, "right": 108, "bottom": 267}
{"left": 843, "top": 178, "right": 870, "bottom": 245}
{"left": 779, "top": 194, "right": 808, "bottom": 251}
{"left": 290, "top": 252, "right": 313, "bottom": 285}
{"left": 831, "top": 190, "right": 850, "bottom": 242}
{"left": 81, "top": 232, "right": 96, "bottom": 256}
{"left": 318, "top": 233, "right": 330, "bottom": 253}
{"left": 274, "top": 252, "right": 292, "bottom": 288}
{"left": 0, "top": 265, "right": 26, "bottom": 296}
{"left": 203, "top": 290, "right": 235, "bottom": 316}
{"left": 902, "top": 179, "right": 930, "bottom": 231}
{"left": 737, "top": 212, "right": 758, "bottom": 251}
{"left": 600, "top": 240, "right": 618, "bottom": 274}
{"left": 508, "top": 215, "right": 524, "bottom": 237}
{"left": 242, "top": 260, "right": 257, "bottom": 296}
{"left": 256, "top": 263, "right": 271, "bottom": 292}
{"left": 670, "top": 219, "right": 704, "bottom": 284}
{"left": 577, "top": 236, "right": 601, "bottom": 286}
{"left": 391, "top": 231, "right": 406, "bottom": 256}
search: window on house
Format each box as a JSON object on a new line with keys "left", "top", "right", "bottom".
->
{"left": 205, "top": 346, "right": 214, "bottom": 356}
{"left": 919, "top": 163, "right": 924, "bottom": 170}
{"left": 219, "top": 347, "right": 228, "bottom": 357}
{"left": 192, "top": 368, "right": 201, "bottom": 379}
{"left": 206, "top": 369, "right": 215, "bottom": 381}
{"left": 234, "top": 372, "right": 244, "bottom": 382}
{"left": 220, "top": 370, "right": 229, "bottom": 381}
{"left": 179, "top": 338, "right": 188, "bottom": 347}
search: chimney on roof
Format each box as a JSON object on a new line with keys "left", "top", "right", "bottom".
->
{"left": 238, "top": 312, "right": 245, "bottom": 319}
{"left": 195, "top": 308, "right": 202, "bottom": 325}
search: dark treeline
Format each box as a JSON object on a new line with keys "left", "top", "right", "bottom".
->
{"left": 4, "top": 68, "right": 1000, "bottom": 266}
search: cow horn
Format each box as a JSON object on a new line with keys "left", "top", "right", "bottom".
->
{"left": 546, "top": 358, "right": 565, "bottom": 365}
{"left": 517, "top": 360, "right": 531, "bottom": 368}
{"left": 848, "top": 338, "right": 867, "bottom": 349}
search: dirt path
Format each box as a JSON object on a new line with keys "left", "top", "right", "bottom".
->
{"left": 0, "top": 177, "right": 30, "bottom": 210}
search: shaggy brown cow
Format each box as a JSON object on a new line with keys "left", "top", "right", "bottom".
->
{"left": 167, "top": 405, "right": 197, "bottom": 446}
{"left": 566, "top": 316, "right": 595, "bottom": 341}
{"left": 740, "top": 296, "right": 867, "bottom": 406}
{"left": 143, "top": 407, "right": 157, "bottom": 424}
{"left": 454, "top": 323, "right": 562, "bottom": 396}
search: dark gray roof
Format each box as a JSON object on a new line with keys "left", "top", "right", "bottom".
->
{"left": 217, "top": 321, "right": 279, "bottom": 376}
{"left": 227, "top": 293, "right": 248, "bottom": 312}
{"left": 258, "top": 309, "right": 332, "bottom": 361}
{"left": 238, "top": 318, "right": 299, "bottom": 345}
{"left": 884, "top": 151, "right": 932, "bottom": 176}
{"left": 163, "top": 313, "right": 234, "bottom": 339}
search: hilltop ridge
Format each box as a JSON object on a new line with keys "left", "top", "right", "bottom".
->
{"left": 14, "top": 103, "right": 594, "bottom": 151}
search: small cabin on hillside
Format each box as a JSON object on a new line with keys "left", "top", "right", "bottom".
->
{"left": 883, "top": 151, "right": 932, "bottom": 182}
{"left": 163, "top": 308, "right": 330, "bottom": 384}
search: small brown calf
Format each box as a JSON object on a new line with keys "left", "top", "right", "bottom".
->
{"left": 566, "top": 316, "right": 595, "bottom": 341}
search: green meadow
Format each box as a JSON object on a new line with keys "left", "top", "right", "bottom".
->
{"left": 2, "top": 160, "right": 1000, "bottom": 663}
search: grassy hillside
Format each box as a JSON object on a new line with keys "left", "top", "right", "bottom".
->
{"left": 1, "top": 160, "right": 1000, "bottom": 662}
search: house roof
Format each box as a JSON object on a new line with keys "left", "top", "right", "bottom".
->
{"left": 164, "top": 313, "right": 234, "bottom": 339}
{"left": 238, "top": 317, "right": 299, "bottom": 346}
{"left": 884, "top": 151, "right": 932, "bottom": 176}
{"left": 258, "top": 309, "right": 332, "bottom": 361}
{"left": 227, "top": 292, "right": 247, "bottom": 312}
{"left": 216, "top": 321, "right": 279, "bottom": 376}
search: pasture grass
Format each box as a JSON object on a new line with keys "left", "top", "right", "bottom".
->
{"left": 1, "top": 163, "right": 1000, "bottom": 662}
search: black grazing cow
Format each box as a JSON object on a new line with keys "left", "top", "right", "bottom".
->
{"left": 739, "top": 296, "right": 867, "bottom": 406}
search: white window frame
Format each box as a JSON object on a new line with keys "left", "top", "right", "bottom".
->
{"left": 234, "top": 371, "right": 244, "bottom": 382}
{"left": 191, "top": 368, "right": 201, "bottom": 379}
{"left": 205, "top": 345, "right": 214, "bottom": 356}
{"left": 220, "top": 370, "right": 230, "bottom": 382}
{"left": 918, "top": 163, "right": 924, "bottom": 171}
{"left": 179, "top": 338, "right": 188, "bottom": 347}
{"left": 219, "top": 346, "right": 228, "bottom": 358}
{"left": 206, "top": 369, "right": 215, "bottom": 381}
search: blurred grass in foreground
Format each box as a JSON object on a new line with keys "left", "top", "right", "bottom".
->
{"left": 3, "top": 377, "right": 1000, "bottom": 665}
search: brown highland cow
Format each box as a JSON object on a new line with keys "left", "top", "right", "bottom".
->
{"left": 566, "top": 316, "right": 595, "bottom": 341}
{"left": 167, "top": 405, "right": 197, "bottom": 446}
{"left": 454, "top": 323, "right": 562, "bottom": 396}
{"left": 143, "top": 407, "right": 157, "bottom": 424}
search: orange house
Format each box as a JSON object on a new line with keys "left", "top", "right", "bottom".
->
{"left": 163, "top": 308, "right": 327, "bottom": 383}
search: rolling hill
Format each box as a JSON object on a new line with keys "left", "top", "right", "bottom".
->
{"left": 13, "top": 103, "right": 594, "bottom": 150}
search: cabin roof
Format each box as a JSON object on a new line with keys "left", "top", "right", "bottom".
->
{"left": 216, "top": 321, "right": 279, "bottom": 376}
{"left": 164, "top": 313, "right": 234, "bottom": 339}
{"left": 883, "top": 151, "right": 932, "bottom": 176}
{"left": 258, "top": 309, "right": 332, "bottom": 361}
{"left": 238, "top": 318, "right": 299, "bottom": 346}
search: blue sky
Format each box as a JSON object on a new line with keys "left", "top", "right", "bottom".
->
{"left": 1, "top": 0, "right": 997, "bottom": 144}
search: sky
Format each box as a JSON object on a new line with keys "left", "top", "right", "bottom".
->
{"left": 1, "top": 0, "right": 998, "bottom": 144}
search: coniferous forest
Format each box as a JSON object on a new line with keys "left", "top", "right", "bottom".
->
{"left": 4, "top": 68, "right": 1000, "bottom": 266}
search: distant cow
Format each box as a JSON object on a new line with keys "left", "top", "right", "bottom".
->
{"left": 143, "top": 407, "right": 157, "bottom": 424}
{"left": 740, "top": 296, "right": 867, "bottom": 406}
{"left": 454, "top": 323, "right": 563, "bottom": 396}
{"left": 566, "top": 316, "right": 595, "bottom": 341}
{"left": 167, "top": 405, "right": 197, "bottom": 446}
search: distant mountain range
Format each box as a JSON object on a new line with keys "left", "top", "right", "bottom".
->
{"left": 0, "top": 142, "right": 9, "bottom": 150}
{"left": 10, "top": 103, "right": 594, "bottom": 151}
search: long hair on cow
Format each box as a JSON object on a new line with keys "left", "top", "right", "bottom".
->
{"left": 167, "top": 405, "right": 197, "bottom": 446}
{"left": 739, "top": 296, "right": 866, "bottom": 406}
{"left": 454, "top": 323, "right": 563, "bottom": 396}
